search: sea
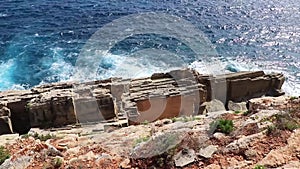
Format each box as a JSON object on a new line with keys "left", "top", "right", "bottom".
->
{"left": 0, "top": 0, "right": 299, "bottom": 95}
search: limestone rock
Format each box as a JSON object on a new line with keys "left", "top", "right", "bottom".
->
{"left": 227, "top": 100, "right": 247, "bottom": 112}
{"left": 198, "top": 145, "right": 218, "bottom": 158}
{"left": 280, "top": 160, "right": 300, "bottom": 169}
{"left": 244, "top": 149, "right": 257, "bottom": 160}
{"left": 0, "top": 69, "right": 286, "bottom": 135}
{"left": 0, "top": 156, "right": 32, "bottom": 169}
{"left": 213, "top": 132, "right": 226, "bottom": 140}
{"left": 173, "top": 149, "right": 196, "bottom": 167}
{"left": 131, "top": 130, "right": 187, "bottom": 159}
{"left": 259, "top": 129, "right": 300, "bottom": 167}
{"left": 0, "top": 134, "right": 19, "bottom": 146}
{"left": 224, "top": 132, "right": 264, "bottom": 154}
{"left": 119, "top": 158, "right": 131, "bottom": 169}
{"left": 202, "top": 99, "right": 226, "bottom": 114}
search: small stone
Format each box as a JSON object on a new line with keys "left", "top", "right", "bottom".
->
{"left": 119, "top": 158, "right": 131, "bottom": 169}
{"left": 65, "top": 147, "right": 80, "bottom": 155}
{"left": 213, "top": 132, "right": 226, "bottom": 140}
{"left": 173, "top": 149, "right": 196, "bottom": 167}
{"left": 46, "top": 145, "right": 63, "bottom": 157}
{"left": 96, "top": 153, "right": 111, "bottom": 162}
{"left": 198, "top": 145, "right": 218, "bottom": 158}
{"left": 69, "top": 157, "right": 79, "bottom": 165}
{"left": 244, "top": 149, "right": 257, "bottom": 160}
{"left": 228, "top": 101, "right": 247, "bottom": 112}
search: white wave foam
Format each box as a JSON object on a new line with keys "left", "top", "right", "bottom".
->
{"left": 0, "top": 59, "right": 16, "bottom": 90}
{"left": 0, "top": 13, "right": 8, "bottom": 17}
{"left": 42, "top": 47, "right": 74, "bottom": 83}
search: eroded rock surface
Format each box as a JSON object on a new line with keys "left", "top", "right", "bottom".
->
{"left": 0, "top": 69, "right": 285, "bottom": 135}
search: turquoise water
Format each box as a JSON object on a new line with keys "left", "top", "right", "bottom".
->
{"left": 0, "top": 0, "right": 299, "bottom": 95}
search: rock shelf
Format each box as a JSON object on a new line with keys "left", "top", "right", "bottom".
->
{"left": 0, "top": 69, "right": 285, "bottom": 135}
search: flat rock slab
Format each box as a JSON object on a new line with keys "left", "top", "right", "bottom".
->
{"left": 198, "top": 145, "right": 218, "bottom": 158}
{"left": 173, "top": 149, "right": 196, "bottom": 167}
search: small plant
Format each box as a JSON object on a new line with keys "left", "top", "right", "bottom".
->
{"left": 285, "top": 121, "right": 300, "bottom": 131}
{"left": 266, "top": 125, "right": 279, "bottom": 136}
{"left": 210, "top": 119, "right": 234, "bottom": 134}
{"left": 273, "top": 114, "right": 300, "bottom": 131}
{"left": 21, "top": 133, "right": 56, "bottom": 141}
{"left": 0, "top": 146, "right": 10, "bottom": 165}
{"left": 171, "top": 117, "right": 179, "bottom": 122}
{"left": 234, "top": 110, "right": 241, "bottom": 114}
{"left": 290, "top": 96, "right": 298, "bottom": 101}
{"left": 171, "top": 116, "right": 201, "bottom": 123}
{"left": 254, "top": 164, "right": 266, "bottom": 169}
{"left": 243, "top": 111, "right": 250, "bottom": 116}
{"left": 52, "top": 157, "right": 63, "bottom": 168}
{"left": 141, "top": 120, "right": 149, "bottom": 125}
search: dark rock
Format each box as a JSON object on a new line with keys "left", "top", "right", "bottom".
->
{"left": 0, "top": 116, "right": 13, "bottom": 135}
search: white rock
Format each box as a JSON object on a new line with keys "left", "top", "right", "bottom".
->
{"left": 228, "top": 100, "right": 247, "bottom": 112}
{"left": 198, "top": 145, "right": 218, "bottom": 158}
{"left": 173, "top": 149, "right": 196, "bottom": 167}
{"left": 201, "top": 99, "right": 226, "bottom": 114}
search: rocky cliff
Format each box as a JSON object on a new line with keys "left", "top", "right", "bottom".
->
{"left": 0, "top": 69, "right": 285, "bottom": 135}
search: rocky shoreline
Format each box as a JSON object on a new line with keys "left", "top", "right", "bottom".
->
{"left": 0, "top": 69, "right": 299, "bottom": 169}
{"left": 0, "top": 69, "right": 285, "bottom": 135}
{"left": 0, "top": 95, "right": 299, "bottom": 169}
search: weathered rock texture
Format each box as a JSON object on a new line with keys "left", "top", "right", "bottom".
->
{"left": 0, "top": 69, "right": 285, "bottom": 135}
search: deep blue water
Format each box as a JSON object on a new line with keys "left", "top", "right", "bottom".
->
{"left": 0, "top": 0, "right": 299, "bottom": 95}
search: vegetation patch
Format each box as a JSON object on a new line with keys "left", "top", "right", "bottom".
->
{"left": 141, "top": 120, "right": 149, "bottom": 125}
{"left": 22, "top": 133, "right": 57, "bottom": 141}
{"left": 171, "top": 116, "right": 201, "bottom": 123}
{"left": 272, "top": 114, "right": 299, "bottom": 131}
{"left": 290, "top": 96, "right": 298, "bottom": 101}
{"left": 0, "top": 146, "right": 10, "bottom": 165}
{"left": 254, "top": 164, "right": 266, "bottom": 169}
{"left": 52, "top": 157, "right": 63, "bottom": 168}
{"left": 243, "top": 111, "right": 250, "bottom": 116}
{"left": 234, "top": 110, "right": 241, "bottom": 114}
{"left": 210, "top": 119, "right": 234, "bottom": 134}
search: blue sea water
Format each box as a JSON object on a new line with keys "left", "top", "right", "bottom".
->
{"left": 0, "top": 0, "right": 299, "bottom": 95}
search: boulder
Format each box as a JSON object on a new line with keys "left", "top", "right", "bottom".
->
{"left": 0, "top": 116, "right": 13, "bottom": 135}
{"left": 227, "top": 100, "right": 247, "bottom": 112}
{"left": 0, "top": 105, "right": 10, "bottom": 116}
{"left": 201, "top": 99, "right": 226, "bottom": 114}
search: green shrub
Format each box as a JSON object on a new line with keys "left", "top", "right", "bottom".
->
{"left": 266, "top": 125, "right": 279, "bottom": 136}
{"left": 234, "top": 110, "right": 241, "bottom": 114}
{"left": 21, "top": 133, "right": 56, "bottom": 141}
{"left": 290, "top": 96, "right": 298, "bottom": 101}
{"left": 254, "top": 164, "right": 266, "bottom": 169}
{"left": 273, "top": 114, "right": 300, "bottom": 131}
{"left": 210, "top": 119, "right": 234, "bottom": 134}
{"left": 141, "top": 120, "right": 149, "bottom": 125}
{"left": 243, "top": 111, "right": 250, "bottom": 116}
{"left": 52, "top": 157, "right": 63, "bottom": 168}
{"left": 171, "top": 116, "right": 201, "bottom": 123}
{"left": 0, "top": 146, "right": 10, "bottom": 165}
